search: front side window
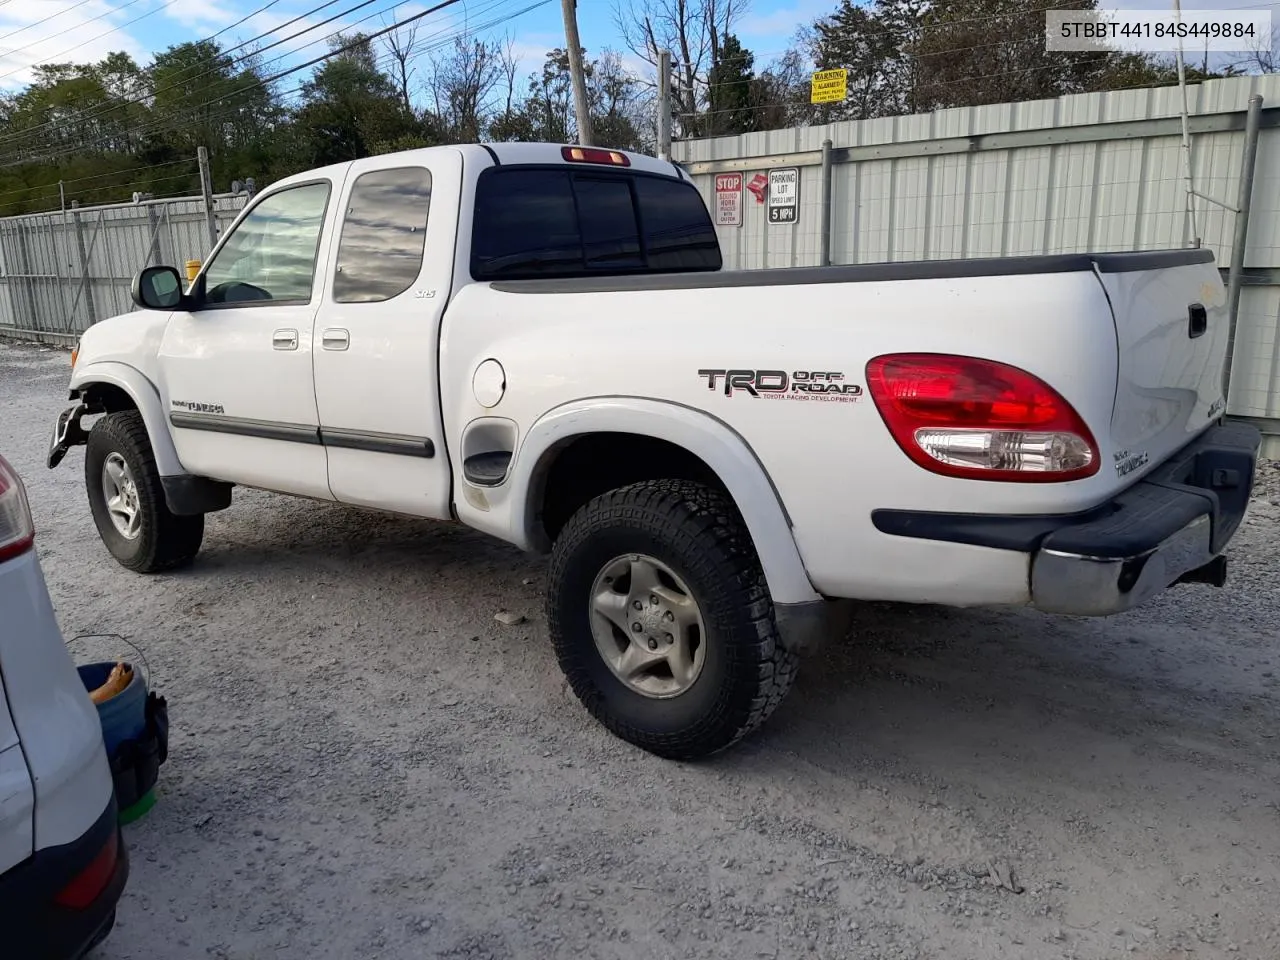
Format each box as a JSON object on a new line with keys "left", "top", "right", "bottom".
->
{"left": 333, "top": 167, "right": 433, "bottom": 303}
{"left": 202, "top": 181, "right": 330, "bottom": 305}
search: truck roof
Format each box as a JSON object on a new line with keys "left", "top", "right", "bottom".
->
{"left": 257, "top": 142, "right": 687, "bottom": 197}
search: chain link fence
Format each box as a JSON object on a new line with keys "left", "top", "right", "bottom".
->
{"left": 0, "top": 193, "right": 249, "bottom": 343}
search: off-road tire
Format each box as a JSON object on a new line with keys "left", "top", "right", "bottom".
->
{"left": 85, "top": 411, "right": 204, "bottom": 573}
{"left": 547, "top": 478, "right": 798, "bottom": 760}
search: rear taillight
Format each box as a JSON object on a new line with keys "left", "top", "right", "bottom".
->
{"left": 54, "top": 829, "right": 119, "bottom": 909}
{"left": 865, "top": 353, "right": 1099, "bottom": 482}
{"left": 0, "top": 454, "right": 35, "bottom": 562}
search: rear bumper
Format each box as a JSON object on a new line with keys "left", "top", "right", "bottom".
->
{"left": 871, "top": 420, "right": 1262, "bottom": 617}
{"left": 0, "top": 795, "right": 128, "bottom": 960}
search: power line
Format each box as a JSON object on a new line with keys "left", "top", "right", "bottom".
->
{"left": 0, "top": 0, "right": 186, "bottom": 85}
{"left": 678, "top": 58, "right": 1241, "bottom": 128}
{"left": 208, "top": 0, "right": 288, "bottom": 42}
{"left": 0, "top": 0, "right": 523, "bottom": 156}
{"left": 0, "top": 0, "right": 102, "bottom": 45}
{"left": 2, "top": 0, "right": 549, "bottom": 166}
{"left": 0, "top": 0, "right": 399, "bottom": 151}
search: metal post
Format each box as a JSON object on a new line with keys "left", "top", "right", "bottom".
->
{"left": 1173, "top": 0, "right": 1201, "bottom": 247}
{"left": 197, "top": 147, "right": 218, "bottom": 249}
{"left": 14, "top": 220, "right": 39, "bottom": 332}
{"left": 820, "top": 139, "right": 833, "bottom": 267}
{"left": 58, "top": 180, "right": 66, "bottom": 215}
{"left": 70, "top": 201, "right": 98, "bottom": 328}
{"left": 1222, "top": 93, "right": 1264, "bottom": 406}
{"left": 145, "top": 204, "right": 161, "bottom": 267}
{"left": 560, "top": 0, "right": 594, "bottom": 146}
{"left": 658, "top": 49, "right": 672, "bottom": 161}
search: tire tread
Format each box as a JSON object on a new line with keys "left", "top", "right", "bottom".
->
{"left": 548, "top": 478, "right": 798, "bottom": 759}
{"left": 85, "top": 411, "right": 203, "bottom": 573}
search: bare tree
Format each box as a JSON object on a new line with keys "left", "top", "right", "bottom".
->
{"left": 429, "top": 35, "right": 504, "bottom": 142}
{"left": 381, "top": 13, "right": 423, "bottom": 114}
{"left": 1229, "top": 26, "right": 1278, "bottom": 73}
{"left": 497, "top": 33, "right": 521, "bottom": 116}
{"left": 612, "top": 0, "right": 747, "bottom": 137}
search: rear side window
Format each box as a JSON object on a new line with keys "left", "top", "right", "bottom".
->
{"left": 471, "top": 169, "right": 581, "bottom": 277}
{"left": 633, "top": 176, "right": 720, "bottom": 271}
{"left": 471, "top": 167, "right": 720, "bottom": 281}
{"left": 333, "top": 166, "right": 432, "bottom": 303}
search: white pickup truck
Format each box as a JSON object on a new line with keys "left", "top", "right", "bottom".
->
{"left": 48, "top": 142, "right": 1261, "bottom": 759}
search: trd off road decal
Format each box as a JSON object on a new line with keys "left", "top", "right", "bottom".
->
{"left": 171, "top": 399, "right": 226, "bottom": 414}
{"left": 697, "top": 369, "right": 862, "bottom": 402}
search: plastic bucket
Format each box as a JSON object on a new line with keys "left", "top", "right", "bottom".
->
{"left": 76, "top": 661, "right": 148, "bottom": 757}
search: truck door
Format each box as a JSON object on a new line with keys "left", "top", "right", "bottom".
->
{"left": 311, "top": 153, "right": 458, "bottom": 518}
{"left": 157, "top": 178, "right": 339, "bottom": 499}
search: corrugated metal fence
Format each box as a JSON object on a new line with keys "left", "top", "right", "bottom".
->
{"left": 673, "top": 74, "right": 1280, "bottom": 448}
{"left": 0, "top": 194, "right": 248, "bottom": 342}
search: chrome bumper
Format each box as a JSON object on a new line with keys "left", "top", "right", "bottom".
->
{"left": 1029, "top": 420, "right": 1260, "bottom": 617}
{"left": 1031, "top": 514, "right": 1215, "bottom": 616}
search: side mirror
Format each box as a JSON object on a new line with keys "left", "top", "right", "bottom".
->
{"left": 131, "top": 265, "right": 186, "bottom": 311}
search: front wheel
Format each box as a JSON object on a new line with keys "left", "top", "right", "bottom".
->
{"left": 547, "top": 479, "right": 798, "bottom": 760}
{"left": 85, "top": 411, "right": 204, "bottom": 573}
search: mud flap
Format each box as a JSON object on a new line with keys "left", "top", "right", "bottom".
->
{"left": 47, "top": 401, "right": 91, "bottom": 469}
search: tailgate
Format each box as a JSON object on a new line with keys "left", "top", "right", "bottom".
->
{"left": 1093, "top": 250, "right": 1229, "bottom": 482}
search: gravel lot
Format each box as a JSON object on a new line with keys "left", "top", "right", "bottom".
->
{"left": 3, "top": 339, "right": 1280, "bottom": 960}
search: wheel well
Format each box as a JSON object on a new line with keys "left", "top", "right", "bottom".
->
{"left": 79, "top": 382, "right": 138, "bottom": 414}
{"left": 535, "top": 433, "right": 733, "bottom": 543}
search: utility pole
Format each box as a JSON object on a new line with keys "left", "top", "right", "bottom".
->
{"left": 560, "top": 0, "right": 594, "bottom": 146}
{"left": 657, "top": 49, "right": 672, "bottom": 161}
{"left": 197, "top": 146, "right": 218, "bottom": 249}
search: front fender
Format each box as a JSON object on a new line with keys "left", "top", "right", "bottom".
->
{"left": 69, "top": 361, "right": 184, "bottom": 477}
{"left": 511, "top": 398, "right": 821, "bottom": 607}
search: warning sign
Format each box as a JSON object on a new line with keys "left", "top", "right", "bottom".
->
{"left": 714, "top": 172, "right": 743, "bottom": 227}
{"left": 767, "top": 168, "right": 799, "bottom": 225}
{"left": 810, "top": 68, "right": 848, "bottom": 104}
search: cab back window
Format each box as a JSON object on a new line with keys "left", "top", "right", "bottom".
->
{"left": 471, "top": 167, "right": 720, "bottom": 281}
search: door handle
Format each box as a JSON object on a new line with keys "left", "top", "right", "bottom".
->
{"left": 272, "top": 328, "right": 298, "bottom": 351}
{"left": 322, "top": 328, "right": 350, "bottom": 351}
{"left": 1188, "top": 302, "right": 1208, "bottom": 339}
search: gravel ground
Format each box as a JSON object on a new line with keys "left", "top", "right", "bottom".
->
{"left": 3, "top": 339, "right": 1280, "bottom": 960}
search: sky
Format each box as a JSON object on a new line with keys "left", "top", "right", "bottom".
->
{"left": 0, "top": 0, "right": 1272, "bottom": 96}
{"left": 0, "top": 0, "right": 835, "bottom": 93}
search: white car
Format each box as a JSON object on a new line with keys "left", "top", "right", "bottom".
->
{"left": 49, "top": 142, "right": 1261, "bottom": 760}
{"left": 0, "top": 453, "right": 128, "bottom": 957}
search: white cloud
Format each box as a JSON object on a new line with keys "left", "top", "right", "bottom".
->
{"left": 736, "top": 0, "right": 829, "bottom": 48}
{"left": 160, "top": 0, "right": 238, "bottom": 32}
{"left": 0, "top": 0, "right": 148, "bottom": 89}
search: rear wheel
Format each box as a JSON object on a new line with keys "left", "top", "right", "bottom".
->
{"left": 547, "top": 479, "right": 798, "bottom": 760}
{"left": 85, "top": 411, "right": 204, "bottom": 573}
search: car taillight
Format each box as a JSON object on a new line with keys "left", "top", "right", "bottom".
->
{"left": 54, "top": 829, "right": 119, "bottom": 909}
{"left": 864, "top": 353, "right": 1099, "bottom": 482}
{"left": 0, "top": 454, "right": 35, "bottom": 562}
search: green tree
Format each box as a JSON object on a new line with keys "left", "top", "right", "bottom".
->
{"left": 294, "top": 34, "right": 419, "bottom": 166}
{"left": 706, "top": 34, "right": 756, "bottom": 135}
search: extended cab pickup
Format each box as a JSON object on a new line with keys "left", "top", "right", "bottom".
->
{"left": 48, "top": 142, "right": 1261, "bottom": 759}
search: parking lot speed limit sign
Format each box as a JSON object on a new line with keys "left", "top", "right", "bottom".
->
{"left": 768, "top": 168, "right": 799, "bottom": 224}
